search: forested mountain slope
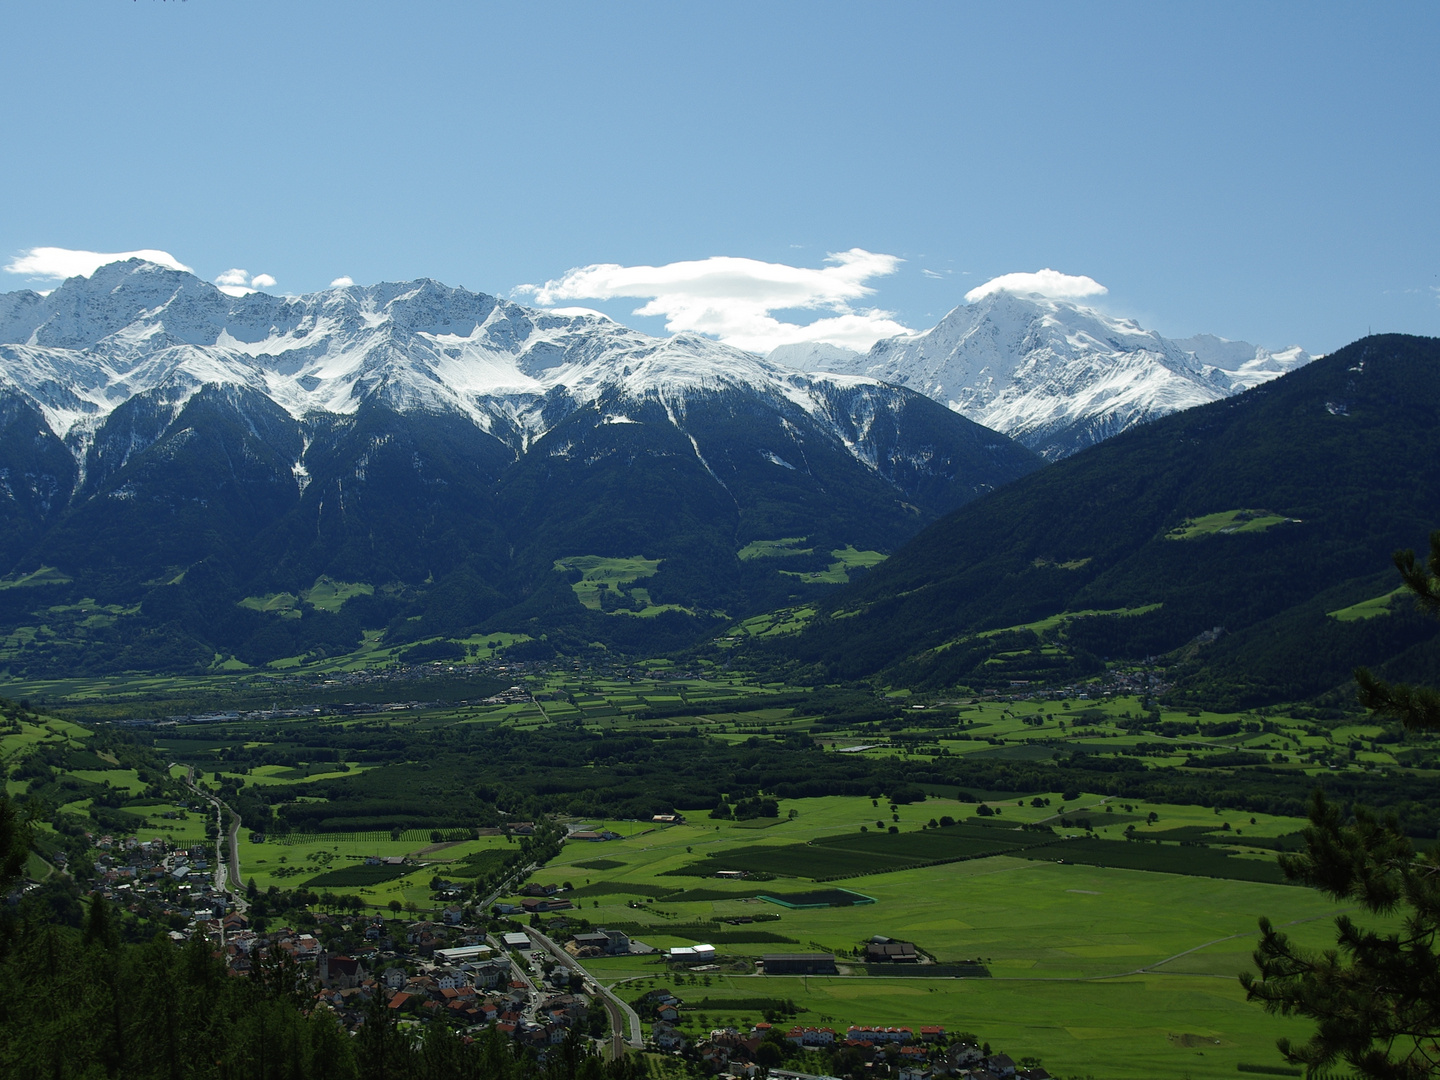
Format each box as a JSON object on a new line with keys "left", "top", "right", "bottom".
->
{"left": 770, "top": 334, "right": 1440, "bottom": 707}
{"left": 0, "top": 261, "right": 1040, "bottom": 674}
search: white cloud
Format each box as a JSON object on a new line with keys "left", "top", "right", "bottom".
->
{"left": 213, "top": 269, "right": 277, "bottom": 297}
{"left": 545, "top": 306, "right": 613, "bottom": 320}
{"left": 965, "top": 268, "right": 1107, "bottom": 304}
{"left": 330, "top": 276, "right": 355, "bottom": 288}
{"left": 517, "top": 249, "right": 913, "bottom": 353}
{"left": 4, "top": 246, "right": 192, "bottom": 280}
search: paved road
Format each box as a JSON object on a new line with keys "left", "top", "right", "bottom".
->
{"left": 181, "top": 774, "right": 246, "bottom": 916}
{"left": 224, "top": 808, "right": 242, "bottom": 900}
{"left": 212, "top": 804, "right": 227, "bottom": 894}
{"left": 480, "top": 863, "right": 534, "bottom": 911}
{"left": 492, "top": 933, "right": 541, "bottom": 997}
{"left": 524, "top": 927, "right": 643, "bottom": 1058}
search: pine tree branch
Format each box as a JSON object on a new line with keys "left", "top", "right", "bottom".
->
{"left": 1392, "top": 532, "right": 1440, "bottom": 615}
{"left": 1244, "top": 793, "right": 1440, "bottom": 1079}
{"left": 1355, "top": 668, "right": 1440, "bottom": 733}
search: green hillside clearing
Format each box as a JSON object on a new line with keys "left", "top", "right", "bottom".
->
{"left": 781, "top": 546, "right": 887, "bottom": 584}
{"left": 1165, "top": 509, "right": 1298, "bottom": 540}
{"left": 0, "top": 566, "right": 74, "bottom": 590}
{"left": 554, "top": 555, "right": 663, "bottom": 610}
{"left": 737, "top": 538, "right": 813, "bottom": 560}
{"left": 1328, "top": 585, "right": 1407, "bottom": 621}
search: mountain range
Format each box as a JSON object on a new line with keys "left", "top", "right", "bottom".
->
{"left": 0, "top": 260, "right": 1038, "bottom": 675}
{"left": 0, "top": 257, "right": 1388, "bottom": 702}
{"left": 772, "top": 292, "right": 1311, "bottom": 459}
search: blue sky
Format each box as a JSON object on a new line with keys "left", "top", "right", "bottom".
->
{"left": 1, "top": 1, "right": 1436, "bottom": 354}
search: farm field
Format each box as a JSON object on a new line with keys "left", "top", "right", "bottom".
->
{"left": 529, "top": 798, "right": 1335, "bottom": 969}
{"left": 612, "top": 970, "right": 1321, "bottom": 1080}
{"left": 519, "top": 678, "right": 1418, "bottom": 785}
{"left": 15, "top": 652, "right": 1423, "bottom": 792}
{"left": 548, "top": 555, "right": 702, "bottom": 618}
{"left": 520, "top": 796, "right": 1352, "bottom": 1078}
{"left": 736, "top": 538, "right": 812, "bottom": 561}
{"left": 778, "top": 545, "right": 888, "bottom": 585}
{"left": 133, "top": 809, "right": 212, "bottom": 848}
{"left": 1165, "top": 508, "right": 1297, "bottom": 540}
{"left": 5, "top": 655, "right": 1434, "bottom": 1080}
{"left": 236, "top": 830, "right": 519, "bottom": 909}
{"left": 1, "top": 713, "right": 93, "bottom": 761}
{"left": 214, "top": 763, "right": 380, "bottom": 787}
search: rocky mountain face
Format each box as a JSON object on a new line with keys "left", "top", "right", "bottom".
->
{"left": 0, "top": 260, "right": 1040, "bottom": 674}
{"left": 791, "top": 291, "right": 1311, "bottom": 459}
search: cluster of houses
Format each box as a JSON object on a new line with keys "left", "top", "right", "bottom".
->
{"left": 86, "top": 834, "right": 231, "bottom": 925}
{"left": 378, "top": 971, "right": 585, "bottom": 1049}
{"left": 643, "top": 991, "right": 1049, "bottom": 1080}
{"left": 495, "top": 882, "right": 575, "bottom": 916}
{"left": 207, "top": 913, "right": 597, "bottom": 1050}
{"left": 697, "top": 1026, "right": 1046, "bottom": 1080}
{"left": 644, "top": 989, "right": 689, "bottom": 1053}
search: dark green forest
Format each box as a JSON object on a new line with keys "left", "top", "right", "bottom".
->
{"left": 0, "top": 378, "right": 1038, "bottom": 678}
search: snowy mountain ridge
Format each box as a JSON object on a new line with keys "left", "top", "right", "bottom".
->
{"left": 0, "top": 261, "right": 1312, "bottom": 469}
{"left": 0, "top": 259, "right": 884, "bottom": 461}
{"left": 780, "top": 290, "right": 1312, "bottom": 458}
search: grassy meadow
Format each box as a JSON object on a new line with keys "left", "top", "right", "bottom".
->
{"left": 236, "top": 830, "right": 520, "bottom": 910}
{"left": 619, "top": 970, "right": 1320, "bottom": 1080}
{"left": 492, "top": 794, "right": 1349, "bottom": 1078}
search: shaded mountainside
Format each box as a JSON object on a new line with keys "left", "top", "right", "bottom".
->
{"left": 0, "top": 265, "right": 1040, "bottom": 674}
{"left": 765, "top": 335, "right": 1440, "bottom": 708}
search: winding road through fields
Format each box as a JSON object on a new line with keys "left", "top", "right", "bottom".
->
{"left": 178, "top": 766, "right": 246, "bottom": 916}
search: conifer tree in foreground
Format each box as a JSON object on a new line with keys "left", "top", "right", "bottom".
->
{"left": 1243, "top": 533, "right": 1440, "bottom": 1079}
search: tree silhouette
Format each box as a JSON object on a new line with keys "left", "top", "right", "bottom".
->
{"left": 1355, "top": 531, "right": 1440, "bottom": 728}
{"left": 82, "top": 892, "right": 119, "bottom": 950}
{"left": 0, "top": 795, "right": 29, "bottom": 895}
{"left": 1243, "top": 534, "right": 1440, "bottom": 1079}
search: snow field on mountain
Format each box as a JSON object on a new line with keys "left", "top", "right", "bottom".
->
{"left": 0, "top": 261, "right": 947, "bottom": 473}
{"left": 791, "top": 290, "right": 1311, "bottom": 457}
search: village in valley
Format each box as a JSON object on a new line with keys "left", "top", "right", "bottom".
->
{"left": 8, "top": 662, "right": 1395, "bottom": 1078}
{"left": 45, "top": 794, "right": 1049, "bottom": 1079}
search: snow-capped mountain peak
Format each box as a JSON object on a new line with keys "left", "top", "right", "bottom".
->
{"left": 776, "top": 290, "right": 1311, "bottom": 458}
